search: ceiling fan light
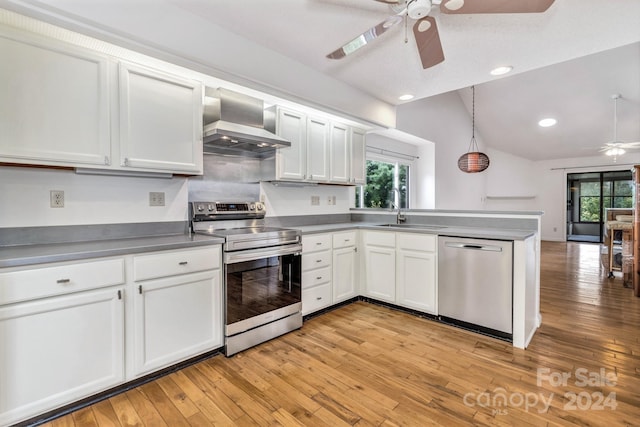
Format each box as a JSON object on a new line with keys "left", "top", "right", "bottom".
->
{"left": 408, "top": 0, "right": 433, "bottom": 19}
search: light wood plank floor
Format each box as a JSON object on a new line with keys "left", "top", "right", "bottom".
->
{"left": 41, "top": 242, "right": 640, "bottom": 426}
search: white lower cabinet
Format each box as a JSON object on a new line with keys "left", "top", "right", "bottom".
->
{"left": 362, "top": 231, "right": 438, "bottom": 314}
{"left": 0, "top": 245, "right": 223, "bottom": 425}
{"left": 130, "top": 246, "right": 222, "bottom": 377}
{"left": 301, "top": 233, "right": 332, "bottom": 315}
{"left": 0, "top": 259, "right": 126, "bottom": 427}
{"left": 363, "top": 231, "right": 396, "bottom": 303}
{"left": 302, "top": 231, "right": 359, "bottom": 314}
{"left": 396, "top": 233, "right": 437, "bottom": 314}
{"left": 332, "top": 231, "right": 358, "bottom": 303}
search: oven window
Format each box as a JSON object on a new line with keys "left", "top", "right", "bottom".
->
{"left": 225, "top": 254, "right": 301, "bottom": 325}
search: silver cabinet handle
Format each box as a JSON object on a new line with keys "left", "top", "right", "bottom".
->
{"left": 316, "top": 259, "right": 322, "bottom": 263}
{"left": 316, "top": 276, "right": 323, "bottom": 280}
{"left": 179, "top": 261, "right": 188, "bottom": 265}
{"left": 316, "top": 297, "right": 323, "bottom": 300}
{"left": 56, "top": 278, "right": 71, "bottom": 284}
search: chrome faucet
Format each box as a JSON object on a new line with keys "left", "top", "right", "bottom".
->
{"left": 391, "top": 188, "right": 406, "bottom": 224}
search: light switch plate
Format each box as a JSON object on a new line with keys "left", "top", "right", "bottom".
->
{"left": 311, "top": 195, "right": 320, "bottom": 206}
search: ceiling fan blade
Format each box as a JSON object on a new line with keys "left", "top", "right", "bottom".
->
{"left": 373, "top": 0, "right": 402, "bottom": 3}
{"left": 412, "top": 16, "right": 444, "bottom": 69}
{"left": 326, "top": 15, "right": 403, "bottom": 60}
{"left": 440, "top": 0, "right": 555, "bottom": 14}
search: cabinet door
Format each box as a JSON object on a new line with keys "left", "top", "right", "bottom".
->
{"left": 119, "top": 62, "right": 203, "bottom": 174}
{"left": 333, "top": 246, "right": 358, "bottom": 303}
{"left": 275, "top": 108, "right": 307, "bottom": 181}
{"left": 133, "top": 270, "right": 222, "bottom": 377}
{"left": 0, "top": 288, "right": 124, "bottom": 426}
{"left": 329, "top": 123, "right": 350, "bottom": 183}
{"left": 364, "top": 245, "right": 396, "bottom": 302}
{"left": 396, "top": 248, "right": 437, "bottom": 314}
{"left": 306, "top": 117, "right": 330, "bottom": 182}
{"left": 350, "top": 127, "right": 367, "bottom": 185}
{"left": 0, "top": 29, "right": 110, "bottom": 167}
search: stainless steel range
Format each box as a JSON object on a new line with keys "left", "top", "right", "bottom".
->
{"left": 190, "top": 201, "right": 302, "bottom": 356}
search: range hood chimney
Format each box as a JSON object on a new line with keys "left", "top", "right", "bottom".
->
{"left": 203, "top": 88, "right": 290, "bottom": 158}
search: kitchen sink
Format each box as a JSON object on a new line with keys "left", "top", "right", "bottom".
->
{"left": 375, "top": 224, "right": 445, "bottom": 230}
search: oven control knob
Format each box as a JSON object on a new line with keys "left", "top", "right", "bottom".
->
{"left": 207, "top": 204, "right": 214, "bottom": 212}
{"left": 196, "top": 204, "right": 204, "bottom": 212}
{"left": 249, "top": 203, "right": 256, "bottom": 211}
{"left": 256, "top": 202, "right": 264, "bottom": 211}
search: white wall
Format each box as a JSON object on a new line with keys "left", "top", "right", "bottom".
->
{"left": 533, "top": 154, "right": 640, "bottom": 241}
{"left": 0, "top": 166, "right": 188, "bottom": 227}
{"left": 396, "top": 91, "right": 487, "bottom": 210}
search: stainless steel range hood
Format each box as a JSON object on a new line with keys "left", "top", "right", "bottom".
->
{"left": 203, "top": 88, "right": 290, "bottom": 158}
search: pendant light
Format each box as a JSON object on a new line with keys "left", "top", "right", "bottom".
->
{"left": 458, "top": 86, "right": 490, "bottom": 173}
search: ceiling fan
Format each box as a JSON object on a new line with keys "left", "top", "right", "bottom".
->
{"left": 326, "top": 0, "right": 556, "bottom": 69}
{"left": 599, "top": 94, "right": 640, "bottom": 160}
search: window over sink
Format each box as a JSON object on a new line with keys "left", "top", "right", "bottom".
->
{"left": 355, "top": 154, "right": 410, "bottom": 209}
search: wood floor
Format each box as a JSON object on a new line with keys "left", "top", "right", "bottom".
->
{"left": 41, "top": 241, "right": 640, "bottom": 426}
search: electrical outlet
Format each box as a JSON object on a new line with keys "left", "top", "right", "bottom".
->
{"left": 149, "top": 192, "right": 165, "bottom": 207}
{"left": 50, "top": 190, "right": 64, "bottom": 208}
{"left": 311, "top": 196, "right": 320, "bottom": 206}
{"left": 328, "top": 195, "right": 336, "bottom": 205}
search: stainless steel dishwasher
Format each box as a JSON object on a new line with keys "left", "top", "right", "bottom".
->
{"left": 438, "top": 236, "right": 513, "bottom": 339}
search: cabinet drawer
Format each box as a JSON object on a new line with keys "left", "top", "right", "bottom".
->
{"left": 333, "top": 231, "right": 357, "bottom": 249}
{"left": 0, "top": 258, "right": 125, "bottom": 305}
{"left": 302, "top": 283, "right": 331, "bottom": 315}
{"left": 397, "top": 233, "right": 436, "bottom": 252}
{"left": 363, "top": 231, "right": 396, "bottom": 247}
{"left": 303, "top": 234, "right": 332, "bottom": 252}
{"left": 302, "top": 266, "right": 331, "bottom": 289}
{"left": 133, "top": 246, "right": 220, "bottom": 282}
{"left": 302, "top": 250, "right": 331, "bottom": 271}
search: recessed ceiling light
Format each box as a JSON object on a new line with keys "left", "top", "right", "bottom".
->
{"left": 398, "top": 94, "right": 414, "bottom": 101}
{"left": 490, "top": 66, "right": 513, "bottom": 76}
{"left": 538, "top": 118, "right": 557, "bottom": 127}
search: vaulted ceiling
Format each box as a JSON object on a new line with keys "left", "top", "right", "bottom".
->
{"left": 2, "top": 0, "right": 639, "bottom": 161}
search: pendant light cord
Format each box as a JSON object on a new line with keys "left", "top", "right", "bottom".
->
{"left": 468, "top": 85, "right": 479, "bottom": 152}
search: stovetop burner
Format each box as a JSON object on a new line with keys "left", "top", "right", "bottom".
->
{"left": 190, "top": 202, "right": 300, "bottom": 251}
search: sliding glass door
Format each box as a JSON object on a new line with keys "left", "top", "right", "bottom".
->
{"left": 566, "top": 170, "right": 633, "bottom": 243}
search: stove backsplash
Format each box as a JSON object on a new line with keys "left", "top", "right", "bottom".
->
{"left": 188, "top": 154, "right": 261, "bottom": 202}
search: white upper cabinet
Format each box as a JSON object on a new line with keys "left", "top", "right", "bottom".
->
{"left": 119, "top": 62, "right": 203, "bottom": 174}
{"left": 266, "top": 105, "right": 366, "bottom": 185}
{"left": 0, "top": 26, "right": 204, "bottom": 175}
{"left": 0, "top": 28, "right": 111, "bottom": 167}
{"left": 329, "top": 122, "right": 350, "bottom": 183}
{"left": 350, "top": 127, "right": 367, "bottom": 185}
{"left": 273, "top": 107, "right": 307, "bottom": 181}
{"left": 306, "top": 116, "right": 330, "bottom": 182}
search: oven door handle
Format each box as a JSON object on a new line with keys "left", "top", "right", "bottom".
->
{"left": 224, "top": 243, "right": 303, "bottom": 264}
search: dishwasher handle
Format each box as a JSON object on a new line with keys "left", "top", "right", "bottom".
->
{"left": 445, "top": 242, "right": 503, "bottom": 252}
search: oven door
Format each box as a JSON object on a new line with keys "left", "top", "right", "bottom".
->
{"left": 224, "top": 243, "right": 302, "bottom": 336}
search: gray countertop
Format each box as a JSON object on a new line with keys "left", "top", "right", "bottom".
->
{"left": 0, "top": 234, "right": 224, "bottom": 268}
{"left": 295, "top": 222, "right": 536, "bottom": 240}
{"left": 0, "top": 222, "right": 536, "bottom": 269}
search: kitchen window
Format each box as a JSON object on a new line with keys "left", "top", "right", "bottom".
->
{"left": 355, "top": 153, "right": 411, "bottom": 209}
